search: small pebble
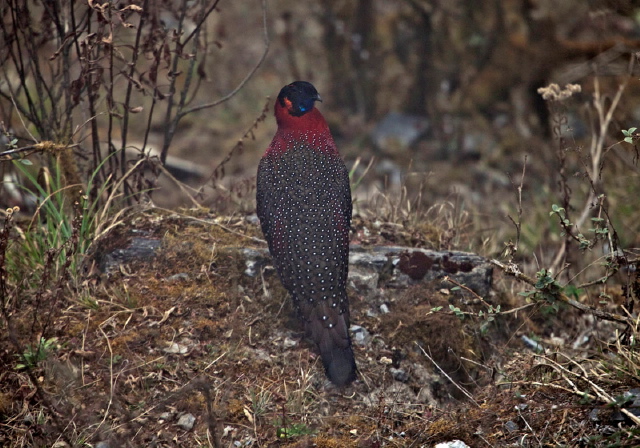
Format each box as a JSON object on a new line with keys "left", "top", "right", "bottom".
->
{"left": 350, "top": 325, "right": 370, "bottom": 345}
{"left": 176, "top": 413, "right": 196, "bottom": 431}
{"left": 504, "top": 420, "right": 519, "bottom": 433}
{"left": 166, "top": 273, "right": 189, "bottom": 282}
{"left": 283, "top": 337, "right": 298, "bottom": 348}
{"left": 163, "top": 342, "right": 189, "bottom": 354}
{"left": 435, "top": 440, "right": 470, "bottom": 448}
{"left": 389, "top": 367, "right": 409, "bottom": 382}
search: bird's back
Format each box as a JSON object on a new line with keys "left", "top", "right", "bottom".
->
{"left": 257, "top": 139, "right": 356, "bottom": 386}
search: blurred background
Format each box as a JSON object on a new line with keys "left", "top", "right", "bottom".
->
{"left": 2, "top": 0, "right": 640, "bottom": 260}
{"left": 3, "top": 4, "right": 640, "bottom": 445}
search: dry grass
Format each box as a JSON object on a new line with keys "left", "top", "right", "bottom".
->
{"left": 0, "top": 205, "right": 638, "bottom": 447}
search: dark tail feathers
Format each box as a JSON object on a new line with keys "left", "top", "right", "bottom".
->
{"left": 321, "top": 343, "right": 357, "bottom": 387}
{"left": 314, "top": 320, "right": 357, "bottom": 386}
{"left": 302, "top": 295, "right": 357, "bottom": 386}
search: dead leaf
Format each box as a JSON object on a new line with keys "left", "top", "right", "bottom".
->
{"left": 149, "top": 306, "right": 176, "bottom": 327}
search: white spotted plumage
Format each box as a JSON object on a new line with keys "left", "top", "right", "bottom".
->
{"left": 257, "top": 82, "right": 356, "bottom": 386}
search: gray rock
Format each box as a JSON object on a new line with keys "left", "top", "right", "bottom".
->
{"left": 521, "top": 335, "right": 544, "bottom": 353}
{"left": 88, "top": 228, "right": 493, "bottom": 298}
{"left": 176, "top": 413, "right": 196, "bottom": 431}
{"left": 242, "top": 248, "right": 268, "bottom": 277}
{"left": 103, "top": 236, "right": 162, "bottom": 274}
{"left": 350, "top": 325, "right": 370, "bottom": 345}
{"left": 245, "top": 214, "right": 260, "bottom": 226}
{"left": 349, "top": 267, "right": 381, "bottom": 291}
{"left": 283, "top": 337, "right": 298, "bottom": 348}
{"left": 434, "top": 440, "right": 471, "bottom": 448}
{"left": 504, "top": 420, "right": 519, "bottom": 432}
{"left": 371, "top": 111, "right": 429, "bottom": 152}
{"left": 624, "top": 388, "right": 640, "bottom": 407}
{"left": 240, "top": 245, "right": 492, "bottom": 297}
{"left": 349, "top": 246, "right": 493, "bottom": 297}
{"left": 163, "top": 341, "right": 190, "bottom": 355}
{"left": 390, "top": 367, "right": 409, "bottom": 382}
{"left": 610, "top": 409, "right": 625, "bottom": 423}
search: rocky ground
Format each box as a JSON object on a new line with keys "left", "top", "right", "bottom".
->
{"left": 1, "top": 207, "right": 638, "bottom": 447}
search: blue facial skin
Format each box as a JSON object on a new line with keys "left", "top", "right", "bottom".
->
{"left": 278, "top": 81, "right": 320, "bottom": 117}
{"left": 290, "top": 97, "right": 314, "bottom": 116}
{"left": 296, "top": 96, "right": 317, "bottom": 114}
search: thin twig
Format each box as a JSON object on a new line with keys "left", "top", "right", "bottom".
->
{"left": 575, "top": 77, "right": 628, "bottom": 231}
{"left": 182, "top": 0, "right": 222, "bottom": 47}
{"left": 416, "top": 342, "right": 480, "bottom": 407}
{"left": 154, "top": 207, "right": 267, "bottom": 245}
{"left": 10, "top": 91, "right": 38, "bottom": 143}
{"left": 155, "top": 162, "right": 203, "bottom": 208}
{"left": 180, "top": 0, "right": 270, "bottom": 116}
{"left": 490, "top": 259, "right": 635, "bottom": 327}
{"left": 498, "top": 302, "right": 537, "bottom": 315}
{"left": 0, "top": 142, "right": 79, "bottom": 160}
{"left": 506, "top": 155, "right": 527, "bottom": 258}
{"left": 89, "top": 325, "right": 116, "bottom": 440}
{"left": 516, "top": 405, "right": 541, "bottom": 446}
{"left": 537, "top": 353, "right": 640, "bottom": 425}
{"left": 443, "top": 275, "right": 490, "bottom": 306}
{"left": 197, "top": 97, "right": 270, "bottom": 195}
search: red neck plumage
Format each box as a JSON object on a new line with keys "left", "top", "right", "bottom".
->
{"left": 274, "top": 101, "right": 330, "bottom": 133}
{"left": 266, "top": 102, "right": 339, "bottom": 157}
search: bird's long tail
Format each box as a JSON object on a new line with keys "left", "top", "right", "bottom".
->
{"left": 305, "top": 299, "right": 357, "bottom": 387}
{"left": 318, "top": 335, "right": 356, "bottom": 387}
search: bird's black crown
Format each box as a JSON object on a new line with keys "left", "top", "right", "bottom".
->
{"left": 278, "top": 81, "right": 322, "bottom": 117}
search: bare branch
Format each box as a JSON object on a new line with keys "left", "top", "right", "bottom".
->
{"left": 180, "top": 0, "right": 270, "bottom": 117}
{"left": 490, "top": 259, "right": 635, "bottom": 328}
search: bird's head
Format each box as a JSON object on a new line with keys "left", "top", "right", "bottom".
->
{"left": 268, "top": 81, "right": 336, "bottom": 155}
{"left": 277, "top": 81, "right": 322, "bottom": 117}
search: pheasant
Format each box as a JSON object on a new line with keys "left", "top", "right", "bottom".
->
{"left": 256, "top": 81, "right": 356, "bottom": 386}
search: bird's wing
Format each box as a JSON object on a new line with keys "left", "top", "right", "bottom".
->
{"left": 256, "top": 156, "right": 272, "bottom": 241}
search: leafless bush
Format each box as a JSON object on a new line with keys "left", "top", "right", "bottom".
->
{"left": 495, "top": 73, "right": 640, "bottom": 339}
{"left": 0, "top": 1, "right": 269, "bottom": 445}
{"left": 0, "top": 0, "right": 268, "bottom": 206}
